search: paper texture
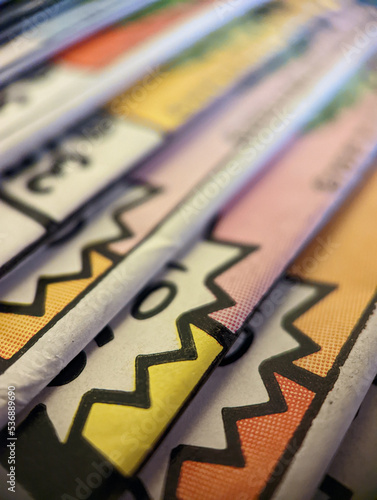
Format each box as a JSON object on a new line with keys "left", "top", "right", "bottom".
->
{"left": 2, "top": 63, "right": 377, "bottom": 499}
{"left": 0, "top": 13, "right": 375, "bottom": 422}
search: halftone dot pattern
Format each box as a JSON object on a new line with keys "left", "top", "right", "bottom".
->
{"left": 177, "top": 374, "right": 314, "bottom": 500}
{"left": 291, "top": 167, "right": 377, "bottom": 377}
{"left": 0, "top": 252, "right": 112, "bottom": 359}
{"left": 210, "top": 234, "right": 306, "bottom": 333}
{"left": 208, "top": 88, "right": 377, "bottom": 335}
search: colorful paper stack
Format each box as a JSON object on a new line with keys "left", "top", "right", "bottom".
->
{"left": 0, "top": 1, "right": 377, "bottom": 499}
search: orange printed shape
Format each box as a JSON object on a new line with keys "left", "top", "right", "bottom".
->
{"left": 177, "top": 374, "right": 314, "bottom": 500}
{"left": 0, "top": 251, "right": 112, "bottom": 359}
{"left": 59, "top": 2, "right": 203, "bottom": 69}
{"left": 291, "top": 168, "right": 377, "bottom": 377}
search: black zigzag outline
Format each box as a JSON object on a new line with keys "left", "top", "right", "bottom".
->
{"left": 163, "top": 278, "right": 331, "bottom": 497}
{"left": 2, "top": 238, "right": 255, "bottom": 500}
{"left": 163, "top": 278, "right": 377, "bottom": 500}
{"left": 0, "top": 182, "right": 160, "bottom": 372}
{"left": 64, "top": 239, "right": 256, "bottom": 469}
{"left": 0, "top": 105, "right": 170, "bottom": 281}
{"left": 262, "top": 281, "right": 377, "bottom": 499}
{"left": 0, "top": 182, "right": 160, "bottom": 314}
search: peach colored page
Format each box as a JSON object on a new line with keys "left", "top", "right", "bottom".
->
{"left": 210, "top": 90, "right": 377, "bottom": 332}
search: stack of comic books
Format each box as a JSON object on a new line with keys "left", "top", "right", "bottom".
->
{"left": 0, "top": 1, "right": 377, "bottom": 499}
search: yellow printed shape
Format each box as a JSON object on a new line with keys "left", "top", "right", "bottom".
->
{"left": 82, "top": 324, "right": 223, "bottom": 475}
{"left": 0, "top": 251, "right": 112, "bottom": 359}
{"left": 290, "top": 169, "right": 377, "bottom": 377}
{"left": 109, "top": 0, "right": 324, "bottom": 131}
